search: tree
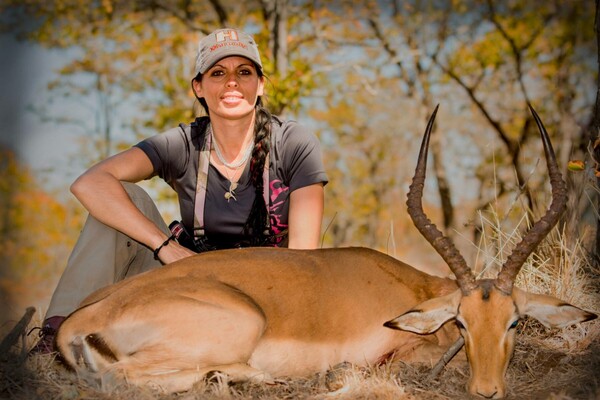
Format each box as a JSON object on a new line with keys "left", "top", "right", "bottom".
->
{"left": 0, "top": 147, "right": 83, "bottom": 323}
{"left": 0, "top": 0, "right": 317, "bottom": 210}
{"left": 0, "top": 0, "right": 595, "bottom": 257}
{"left": 366, "top": 0, "right": 460, "bottom": 241}
{"left": 431, "top": 0, "right": 596, "bottom": 259}
{"left": 0, "top": 0, "right": 315, "bottom": 146}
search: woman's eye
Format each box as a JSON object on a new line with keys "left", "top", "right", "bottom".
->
{"left": 239, "top": 69, "right": 252, "bottom": 76}
{"left": 211, "top": 70, "right": 224, "bottom": 77}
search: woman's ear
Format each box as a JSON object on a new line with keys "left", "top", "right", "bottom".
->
{"left": 192, "top": 79, "right": 203, "bottom": 98}
{"left": 257, "top": 76, "right": 265, "bottom": 97}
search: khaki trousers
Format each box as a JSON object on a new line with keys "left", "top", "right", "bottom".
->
{"left": 45, "top": 182, "right": 170, "bottom": 318}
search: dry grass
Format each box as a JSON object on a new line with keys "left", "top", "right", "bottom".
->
{"left": 2, "top": 218, "right": 599, "bottom": 399}
{"left": 2, "top": 330, "right": 598, "bottom": 400}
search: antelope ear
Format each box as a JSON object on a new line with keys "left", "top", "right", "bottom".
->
{"left": 384, "top": 289, "right": 462, "bottom": 334}
{"left": 513, "top": 287, "right": 598, "bottom": 329}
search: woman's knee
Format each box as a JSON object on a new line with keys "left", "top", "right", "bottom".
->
{"left": 121, "top": 182, "right": 168, "bottom": 232}
{"left": 122, "top": 182, "right": 157, "bottom": 214}
{"left": 122, "top": 182, "right": 152, "bottom": 204}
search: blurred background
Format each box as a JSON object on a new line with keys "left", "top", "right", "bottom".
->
{"left": 0, "top": 0, "right": 597, "bottom": 329}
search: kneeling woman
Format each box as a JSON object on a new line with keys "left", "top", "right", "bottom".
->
{"left": 32, "top": 28, "right": 328, "bottom": 353}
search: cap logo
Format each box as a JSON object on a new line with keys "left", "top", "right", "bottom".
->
{"left": 215, "top": 29, "right": 239, "bottom": 42}
{"left": 209, "top": 30, "right": 248, "bottom": 53}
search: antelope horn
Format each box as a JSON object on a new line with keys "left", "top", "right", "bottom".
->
{"left": 494, "top": 105, "right": 568, "bottom": 294}
{"left": 406, "top": 105, "right": 477, "bottom": 295}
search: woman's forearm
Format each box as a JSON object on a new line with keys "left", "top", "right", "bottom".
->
{"left": 69, "top": 148, "right": 169, "bottom": 251}
{"left": 287, "top": 183, "right": 325, "bottom": 249}
{"left": 71, "top": 170, "right": 168, "bottom": 251}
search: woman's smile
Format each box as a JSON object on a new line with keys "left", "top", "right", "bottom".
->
{"left": 221, "top": 92, "right": 244, "bottom": 105}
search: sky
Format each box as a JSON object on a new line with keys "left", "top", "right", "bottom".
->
{"left": 0, "top": 33, "right": 86, "bottom": 191}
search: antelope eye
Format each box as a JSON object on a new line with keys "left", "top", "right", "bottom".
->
{"left": 455, "top": 320, "right": 465, "bottom": 330}
{"left": 509, "top": 320, "right": 519, "bottom": 330}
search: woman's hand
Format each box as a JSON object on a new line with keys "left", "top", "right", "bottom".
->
{"left": 154, "top": 240, "right": 197, "bottom": 264}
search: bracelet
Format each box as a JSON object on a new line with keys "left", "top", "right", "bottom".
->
{"left": 153, "top": 234, "right": 176, "bottom": 260}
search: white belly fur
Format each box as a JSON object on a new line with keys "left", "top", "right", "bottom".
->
{"left": 248, "top": 328, "right": 399, "bottom": 376}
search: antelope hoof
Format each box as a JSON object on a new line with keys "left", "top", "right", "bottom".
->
{"left": 249, "top": 370, "right": 275, "bottom": 385}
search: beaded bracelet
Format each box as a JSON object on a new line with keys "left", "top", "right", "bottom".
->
{"left": 153, "top": 234, "right": 176, "bottom": 260}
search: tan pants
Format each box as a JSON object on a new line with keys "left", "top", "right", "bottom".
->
{"left": 45, "top": 182, "right": 170, "bottom": 318}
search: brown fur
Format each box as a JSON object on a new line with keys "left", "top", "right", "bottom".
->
{"left": 56, "top": 247, "right": 459, "bottom": 393}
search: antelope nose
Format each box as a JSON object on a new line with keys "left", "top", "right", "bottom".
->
{"left": 477, "top": 390, "right": 497, "bottom": 399}
{"left": 469, "top": 379, "right": 505, "bottom": 399}
{"left": 475, "top": 387, "right": 503, "bottom": 399}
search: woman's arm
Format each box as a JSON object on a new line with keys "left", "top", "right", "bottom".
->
{"left": 287, "top": 183, "right": 325, "bottom": 249}
{"left": 70, "top": 147, "right": 195, "bottom": 263}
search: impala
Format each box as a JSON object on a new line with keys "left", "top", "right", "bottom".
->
{"left": 56, "top": 105, "right": 596, "bottom": 398}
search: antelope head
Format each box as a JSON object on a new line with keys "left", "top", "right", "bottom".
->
{"left": 385, "top": 105, "right": 597, "bottom": 399}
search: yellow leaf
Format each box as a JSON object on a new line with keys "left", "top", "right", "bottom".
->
{"left": 567, "top": 160, "right": 585, "bottom": 171}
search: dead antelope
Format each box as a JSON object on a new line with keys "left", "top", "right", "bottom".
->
{"left": 55, "top": 105, "right": 596, "bottom": 398}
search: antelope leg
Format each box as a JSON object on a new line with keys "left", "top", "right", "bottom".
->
{"left": 427, "top": 336, "right": 465, "bottom": 380}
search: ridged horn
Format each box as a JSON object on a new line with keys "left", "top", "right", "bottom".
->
{"left": 406, "top": 105, "right": 477, "bottom": 295}
{"left": 494, "top": 105, "right": 568, "bottom": 294}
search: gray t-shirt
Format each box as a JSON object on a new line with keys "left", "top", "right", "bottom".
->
{"left": 135, "top": 116, "right": 328, "bottom": 248}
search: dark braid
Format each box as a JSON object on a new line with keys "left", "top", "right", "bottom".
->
{"left": 243, "top": 100, "right": 272, "bottom": 243}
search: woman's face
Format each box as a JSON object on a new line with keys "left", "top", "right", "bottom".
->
{"left": 193, "top": 56, "right": 264, "bottom": 121}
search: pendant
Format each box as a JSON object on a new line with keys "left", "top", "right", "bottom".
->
{"left": 224, "top": 181, "right": 238, "bottom": 202}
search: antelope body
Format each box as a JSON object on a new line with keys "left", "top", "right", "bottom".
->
{"left": 57, "top": 247, "right": 459, "bottom": 391}
{"left": 56, "top": 106, "right": 596, "bottom": 398}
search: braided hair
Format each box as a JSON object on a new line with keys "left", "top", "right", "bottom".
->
{"left": 244, "top": 101, "right": 272, "bottom": 243}
{"left": 192, "top": 65, "right": 273, "bottom": 245}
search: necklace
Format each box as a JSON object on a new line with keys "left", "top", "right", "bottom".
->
{"left": 222, "top": 163, "right": 242, "bottom": 202}
{"left": 211, "top": 128, "right": 254, "bottom": 169}
{"left": 209, "top": 127, "right": 252, "bottom": 201}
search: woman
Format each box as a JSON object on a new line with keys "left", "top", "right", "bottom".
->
{"left": 32, "top": 28, "right": 328, "bottom": 353}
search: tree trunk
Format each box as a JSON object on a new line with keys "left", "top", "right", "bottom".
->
{"left": 593, "top": 0, "right": 600, "bottom": 263}
{"left": 264, "top": 0, "right": 288, "bottom": 76}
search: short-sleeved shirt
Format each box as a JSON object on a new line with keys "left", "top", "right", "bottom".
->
{"left": 134, "top": 115, "right": 328, "bottom": 248}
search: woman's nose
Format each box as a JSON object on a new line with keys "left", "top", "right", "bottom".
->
{"left": 225, "top": 74, "right": 239, "bottom": 87}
